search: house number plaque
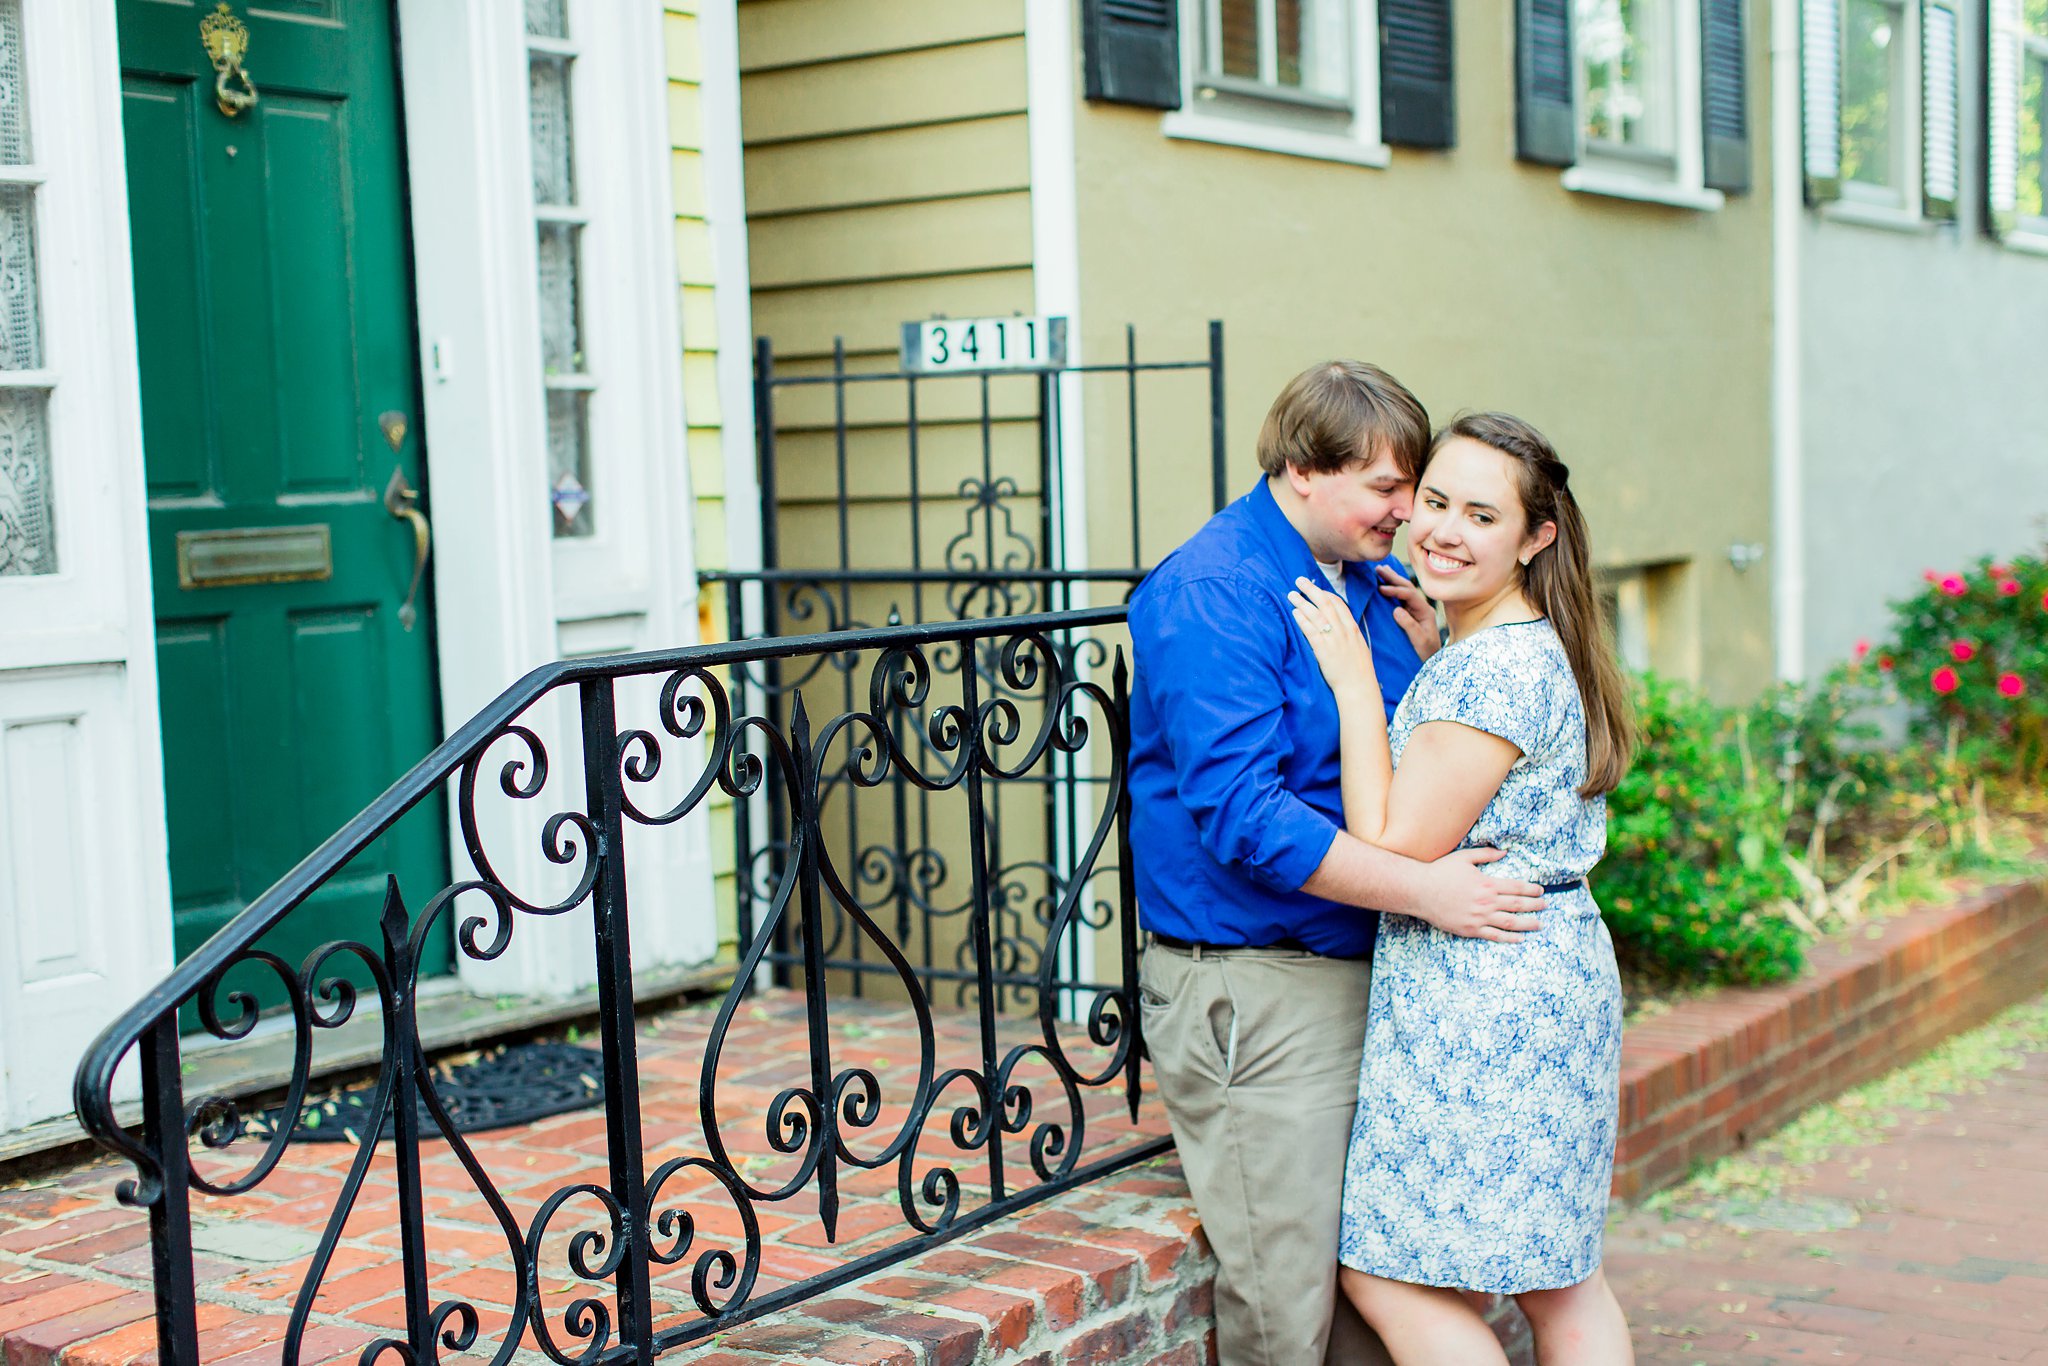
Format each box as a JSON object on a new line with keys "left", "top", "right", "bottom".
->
{"left": 901, "top": 315, "right": 1067, "bottom": 374}
{"left": 178, "top": 525, "right": 333, "bottom": 589}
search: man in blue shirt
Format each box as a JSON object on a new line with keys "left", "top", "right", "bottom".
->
{"left": 1129, "top": 361, "right": 1546, "bottom": 1366}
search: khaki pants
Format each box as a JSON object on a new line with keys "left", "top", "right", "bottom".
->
{"left": 1139, "top": 943, "right": 1393, "bottom": 1366}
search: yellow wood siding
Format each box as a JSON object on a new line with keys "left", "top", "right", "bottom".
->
{"left": 737, "top": 0, "right": 1033, "bottom": 368}
{"left": 742, "top": 115, "right": 1031, "bottom": 216}
{"left": 665, "top": 0, "right": 738, "bottom": 956}
{"left": 737, "top": 0, "right": 1024, "bottom": 69}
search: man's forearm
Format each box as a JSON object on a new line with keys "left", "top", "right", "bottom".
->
{"left": 1298, "top": 831, "right": 1426, "bottom": 918}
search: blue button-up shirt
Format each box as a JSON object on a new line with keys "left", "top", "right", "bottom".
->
{"left": 1127, "top": 479, "right": 1424, "bottom": 958}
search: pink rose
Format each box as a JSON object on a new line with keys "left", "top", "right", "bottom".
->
{"left": 1950, "top": 640, "right": 1977, "bottom": 662}
{"left": 1939, "top": 575, "right": 1968, "bottom": 597}
{"left": 1931, "top": 666, "right": 1961, "bottom": 696}
{"left": 1922, "top": 569, "right": 1940, "bottom": 583}
{"left": 1877, "top": 654, "right": 1895, "bottom": 672}
{"left": 1990, "top": 564, "right": 2013, "bottom": 580}
{"left": 1998, "top": 673, "right": 2026, "bottom": 699}
{"left": 2001, "top": 579, "right": 2023, "bottom": 597}
{"left": 1852, "top": 639, "right": 1872, "bottom": 661}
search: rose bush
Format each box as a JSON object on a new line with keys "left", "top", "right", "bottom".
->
{"left": 1889, "top": 553, "right": 2048, "bottom": 779}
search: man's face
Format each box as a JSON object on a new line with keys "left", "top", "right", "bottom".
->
{"left": 1287, "top": 443, "right": 1416, "bottom": 563}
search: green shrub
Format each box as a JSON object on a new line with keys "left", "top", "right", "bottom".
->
{"left": 1745, "top": 662, "right": 1900, "bottom": 855}
{"left": 1886, "top": 553, "right": 2048, "bottom": 779}
{"left": 1600, "top": 675, "right": 1806, "bottom": 987}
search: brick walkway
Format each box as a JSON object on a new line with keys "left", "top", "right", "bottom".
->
{"left": 1607, "top": 1041, "right": 2048, "bottom": 1364}
{"left": 0, "top": 989, "right": 1176, "bottom": 1364}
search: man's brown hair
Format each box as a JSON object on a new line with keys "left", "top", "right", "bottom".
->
{"left": 1254, "top": 360, "right": 1430, "bottom": 480}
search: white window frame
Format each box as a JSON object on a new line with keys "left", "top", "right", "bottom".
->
{"left": 396, "top": 0, "right": 709, "bottom": 998}
{"left": 525, "top": 17, "right": 597, "bottom": 545}
{"left": 1161, "top": 0, "right": 1390, "bottom": 168}
{"left": 2018, "top": 8, "right": 2048, "bottom": 242}
{"left": 528, "top": 0, "right": 697, "bottom": 631}
{"left": 1578, "top": 0, "right": 1682, "bottom": 168}
{"left": 1827, "top": 0, "right": 1928, "bottom": 227}
{"left": 1562, "top": 0, "right": 1727, "bottom": 211}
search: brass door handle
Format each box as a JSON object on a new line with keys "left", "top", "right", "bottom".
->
{"left": 383, "top": 467, "right": 431, "bottom": 631}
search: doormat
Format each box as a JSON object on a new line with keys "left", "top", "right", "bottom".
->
{"left": 238, "top": 1042, "right": 606, "bottom": 1143}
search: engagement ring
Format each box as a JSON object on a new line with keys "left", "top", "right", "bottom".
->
{"left": 1320, "top": 623, "right": 1333, "bottom": 633}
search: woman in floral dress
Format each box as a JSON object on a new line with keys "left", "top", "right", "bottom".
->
{"left": 1287, "top": 412, "right": 1637, "bottom": 1364}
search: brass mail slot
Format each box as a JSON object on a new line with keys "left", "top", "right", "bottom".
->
{"left": 178, "top": 524, "right": 333, "bottom": 589}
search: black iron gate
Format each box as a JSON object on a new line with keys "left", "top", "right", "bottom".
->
{"left": 704, "top": 322, "right": 1227, "bottom": 1006}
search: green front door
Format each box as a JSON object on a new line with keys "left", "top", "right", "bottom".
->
{"left": 120, "top": 0, "right": 451, "bottom": 999}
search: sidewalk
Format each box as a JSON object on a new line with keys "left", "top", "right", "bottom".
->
{"left": 1607, "top": 994, "right": 2048, "bottom": 1365}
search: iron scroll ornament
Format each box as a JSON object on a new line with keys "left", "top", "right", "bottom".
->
{"left": 200, "top": 4, "right": 259, "bottom": 119}
{"left": 69, "top": 607, "right": 1160, "bottom": 1365}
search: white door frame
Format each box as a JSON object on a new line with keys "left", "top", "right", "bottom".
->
{"left": 395, "top": 0, "right": 717, "bottom": 995}
{"left": 0, "top": 0, "right": 172, "bottom": 1131}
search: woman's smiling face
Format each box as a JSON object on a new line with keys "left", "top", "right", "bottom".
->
{"left": 1408, "top": 435, "right": 1555, "bottom": 605}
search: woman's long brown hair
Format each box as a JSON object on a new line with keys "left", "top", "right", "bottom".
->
{"left": 1430, "top": 413, "right": 1636, "bottom": 797}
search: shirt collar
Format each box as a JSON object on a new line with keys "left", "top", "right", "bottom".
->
{"left": 1246, "top": 478, "right": 1391, "bottom": 624}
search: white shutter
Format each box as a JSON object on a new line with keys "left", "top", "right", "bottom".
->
{"left": 1986, "top": 0, "right": 2021, "bottom": 235}
{"left": 1923, "top": 2, "right": 1959, "bottom": 219}
{"left": 1801, "top": 0, "right": 1841, "bottom": 201}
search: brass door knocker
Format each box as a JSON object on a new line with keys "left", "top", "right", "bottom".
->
{"left": 200, "top": 4, "right": 259, "bottom": 119}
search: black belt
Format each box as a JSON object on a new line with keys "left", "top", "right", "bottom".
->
{"left": 1146, "top": 880, "right": 1586, "bottom": 957}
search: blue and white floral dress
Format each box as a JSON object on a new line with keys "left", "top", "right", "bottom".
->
{"left": 1336, "top": 619, "right": 1623, "bottom": 1295}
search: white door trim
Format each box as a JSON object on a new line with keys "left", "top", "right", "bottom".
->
{"left": 395, "top": 0, "right": 715, "bottom": 993}
{"left": 0, "top": 0, "right": 172, "bottom": 1131}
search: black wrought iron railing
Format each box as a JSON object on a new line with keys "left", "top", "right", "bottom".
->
{"left": 71, "top": 607, "right": 1165, "bottom": 1366}
{"left": 705, "top": 569, "right": 1146, "bottom": 1009}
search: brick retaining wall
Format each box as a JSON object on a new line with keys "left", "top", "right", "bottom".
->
{"left": 1611, "top": 874, "right": 2048, "bottom": 1200}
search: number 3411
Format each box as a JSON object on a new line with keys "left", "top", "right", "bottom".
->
{"left": 903, "top": 316, "right": 1067, "bottom": 374}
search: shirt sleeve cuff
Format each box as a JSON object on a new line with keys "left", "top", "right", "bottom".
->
{"left": 1254, "top": 803, "right": 1343, "bottom": 894}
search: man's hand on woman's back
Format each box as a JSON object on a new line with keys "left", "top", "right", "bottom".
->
{"left": 1411, "top": 847, "right": 1543, "bottom": 942}
{"left": 1300, "top": 839, "right": 1544, "bottom": 943}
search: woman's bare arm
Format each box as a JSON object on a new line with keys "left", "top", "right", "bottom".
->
{"left": 1375, "top": 720, "right": 1522, "bottom": 861}
{"left": 1289, "top": 577, "right": 1523, "bottom": 863}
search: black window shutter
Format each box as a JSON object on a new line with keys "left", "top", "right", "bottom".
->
{"left": 1516, "top": 0, "right": 1576, "bottom": 166}
{"left": 1700, "top": 0, "right": 1750, "bottom": 192}
{"left": 1082, "top": 0, "right": 1183, "bottom": 110}
{"left": 1380, "top": 0, "right": 1455, "bottom": 148}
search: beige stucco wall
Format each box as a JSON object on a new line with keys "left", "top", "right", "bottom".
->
{"left": 1070, "top": 9, "right": 1777, "bottom": 700}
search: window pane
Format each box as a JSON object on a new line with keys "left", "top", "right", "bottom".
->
{"left": 525, "top": 0, "right": 568, "bottom": 39}
{"left": 536, "top": 222, "right": 583, "bottom": 377}
{"left": 547, "top": 391, "right": 592, "bottom": 538}
{"left": 1277, "top": 0, "right": 1349, "bottom": 97}
{"left": 0, "top": 0, "right": 29, "bottom": 165}
{"left": 1216, "top": 0, "right": 1259, "bottom": 79}
{"left": 1841, "top": 0, "right": 1899, "bottom": 188}
{"left": 0, "top": 183, "right": 40, "bottom": 370}
{"left": 529, "top": 55, "right": 575, "bottom": 206}
{"left": 2023, "top": 51, "right": 2046, "bottom": 220}
{"left": 0, "top": 388, "right": 53, "bottom": 575}
{"left": 1579, "top": 0, "right": 1675, "bottom": 156}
